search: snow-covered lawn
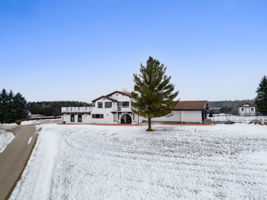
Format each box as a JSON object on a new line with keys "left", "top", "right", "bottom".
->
{"left": 11, "top": 124, "right": 267, "bottom": 199}
{"left": 0, "top": 129, "right": 14, "bottom": 153}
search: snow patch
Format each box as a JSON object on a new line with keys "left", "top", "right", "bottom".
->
{"left": 0, "top": 129, "right": 14, "bottom": 153}
{"left": 10, "top": 125, "right": 58, "bottom": 200}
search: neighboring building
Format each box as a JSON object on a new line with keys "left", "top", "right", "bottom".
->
{"left": 61, "top": 91, "right": 209, "bottom": 124}
{"left": 238, "top": 103, "right": 256, "bottom": 116}
{"left": 27, "top": 114, "right": 46, "bottom": 119}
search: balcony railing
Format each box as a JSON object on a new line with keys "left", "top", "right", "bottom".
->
{"left": 112, "top": 106, "right": 132, "bottom": 112}
{"left": 61, "top": 107, "right": 92, "bottom": 113}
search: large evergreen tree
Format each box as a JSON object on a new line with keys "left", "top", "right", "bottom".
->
{"left": 255, "top": 75, "right": 267, "bottom": 115}
{"left": 131, "top": 57, "right": 179, "bottom": 131}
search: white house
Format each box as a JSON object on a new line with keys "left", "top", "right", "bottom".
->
{"left": 238, "top": 103, "right": 256, "bottom": 116}
{"left": 61, "top": 91, "right": 209, "bottom": 124}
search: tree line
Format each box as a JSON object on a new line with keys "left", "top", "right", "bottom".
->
{"left": 27, "top": 101, "right": 91, "bottom": 116}
{"left": 0, "top": 89, "right": 28, "bottom": 123}
{"left": 0, "top": 88, "right": 91, "bottom": 123}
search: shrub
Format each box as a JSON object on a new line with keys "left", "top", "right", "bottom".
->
{"left": 15, "top": 119, "right": 22, "bottom": 125}
{"left": 203, "top": 119, "right": 212, "bottom": 124}
{"left": 250, "top": 120, "right": 263, "bottom": 125}
{"left": 225, "top": 121, "right": 235, "bottom": 124}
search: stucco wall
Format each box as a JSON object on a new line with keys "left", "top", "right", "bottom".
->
{"left": 151, "top": 110, "right": 202, "bottom": 123}
{"left": 152, "top": 111, "right": 182, "bottom": 122}
{"left": 181, "top": 111, "right": 202, "bottom": 123}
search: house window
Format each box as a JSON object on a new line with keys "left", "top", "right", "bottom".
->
{"left": 105, "top": 102, "right": 112, "bottom": 108}
{"left": 71, "top": 114, "right": 75, "bottom": 122}
{"left": 98, "top": 102, "right": 103, "bottom": 108}
{"left": 78, "top": 114, "right": 82, "bottom": 122}
{"left": 251, "top": 107, "right": 254, "bottom": 112}
{"left": 92, "top": 114, "right": 104, "bottom": 118}
{"left": 241, "top": 108, "right": 244, "bottom": 112}
{"left": 122, "top": 101, "right": 130, "bottom": 107}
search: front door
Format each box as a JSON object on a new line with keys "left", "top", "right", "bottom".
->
{"left": 78, "top": 114, "right": 82, "bottom": 122}
{"left": 120, "top": 114, "right": 132, "bottom": 124}
{"left": 71, "top": 114, "right": 75, "bottom": 122}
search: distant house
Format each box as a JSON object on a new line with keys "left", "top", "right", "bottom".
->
{"left": 27, "top": 114, "right": 46, "bottom": 119}
{"left": 61, "top": 90, "right": 209, "bottom": 124}
{"left": 238, "top": 103, "right": 256, "bottom": 116}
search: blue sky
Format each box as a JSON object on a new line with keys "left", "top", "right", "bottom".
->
{"left": 0, "top": 0, "right": 266, "bottom": 102}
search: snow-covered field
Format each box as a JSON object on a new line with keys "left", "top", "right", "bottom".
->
{"left": 0, "top": 128, "right": 14, "bottom": 153}
{"left": 11, "top": 124, "right": 267, "bottom": 199}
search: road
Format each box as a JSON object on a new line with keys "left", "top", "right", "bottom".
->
{"left": 0, "top": 124, "right": 38, "bottom": 200}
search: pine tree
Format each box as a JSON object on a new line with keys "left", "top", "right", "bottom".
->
{"left": 131, "top": 57, "right": 179, "bottom": 131}
{"left": 0, "top": 89, "right": 28, "bottom": 123}
{"left": 0, "top": 89, "right": 9, "bottom": 123}
{"left": 255, "top": 75, "right": 267, "bottom": 115}
{"left": 13, "top": 92, "right": 28, "bottom": 120}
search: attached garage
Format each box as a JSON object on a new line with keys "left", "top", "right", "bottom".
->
{"left": 152, "top": 101, "right": 208, "bottom": 123}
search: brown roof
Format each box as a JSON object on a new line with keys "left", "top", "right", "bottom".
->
{"left": 174, "top": 101, "right": 208, "bottom": 110}
{"left": 92, "top": 96, "right": 118, "bottom": 103}
{"left": 237, "top": 103, "right": 256, "bottom": 107}
{"left": 106, "top": 91, "right": 132, "bottom": 97}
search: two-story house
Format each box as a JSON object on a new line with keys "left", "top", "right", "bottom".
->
{"left": 61, "top": 90, "right": 209, "bottom": 124}
{"left": 62, "top": 91, "right": 140, "bottom": 124}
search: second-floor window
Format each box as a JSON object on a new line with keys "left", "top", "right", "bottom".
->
{"left": 122, "top": 101, "right": 130, "bottom": 107}
{"left": 105, "top": 102, "right": 112, "bottom": 108}
{"left": 98, "top": 102, "right": 103, "bottom": 108}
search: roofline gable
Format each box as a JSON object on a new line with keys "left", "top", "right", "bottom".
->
{"left": 92, "top": 96, "right": 118, "bottom": 103}
{"left": 106, "top": 91, "right": 132, "bottom": 98}
{"left": 173, "top": 101, "right": 209, "bottom": 110}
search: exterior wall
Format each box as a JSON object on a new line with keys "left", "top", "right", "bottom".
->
{"left": 151, "top": 110, "right": 202, "bottom": 123}
{"left": 238, "top": 106, "right": 256, "bottom": 116}
{"left": 152, "top": 111, "right": 182, "bottom": 122}
{"left": 61, "top": 92, "right": 135, "bottom": 124}
{"left": 109, "top": 93, "right": 132, "bottom": 112}
{"left": 91, "top": 99, "right": 117, "bottom": 124}
{"left": 62, "top": 113, "right": 92, "bottom": 123}
{"left": 181, "top": 111, "right": 202, "bottom": 123}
